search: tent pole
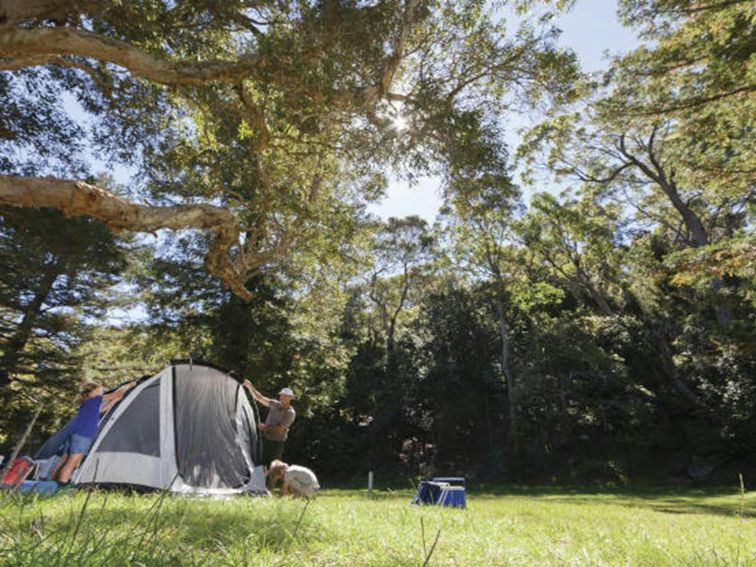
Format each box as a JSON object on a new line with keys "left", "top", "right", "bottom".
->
{"left": 250, "top": 396, "right": 263, "bottom": 464}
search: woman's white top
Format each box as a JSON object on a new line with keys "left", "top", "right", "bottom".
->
{"left": 284, "top": 465, "right": 320, "bottom": 496}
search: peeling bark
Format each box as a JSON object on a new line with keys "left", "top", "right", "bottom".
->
{"left": 0, "top": 27, "right": 268, "bottom": 86}
{"left": 0, "top": 174, "right": 287, "bottom": 300}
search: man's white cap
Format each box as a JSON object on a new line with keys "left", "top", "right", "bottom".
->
{"left": 279, "top": 387, "right": 295, "bottom": 398}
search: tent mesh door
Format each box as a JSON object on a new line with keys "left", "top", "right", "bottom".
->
{"left": 174, "top": 366, "right": 252, "bottom": 488}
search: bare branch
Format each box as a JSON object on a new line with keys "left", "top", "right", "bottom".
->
{"left": 0, "top": 26, "right": 268, "bottom": 86}
{"left": 0, "top": 174, "right": 276, "bottom": 300}
{"left": 228, "top": 11, "right": 265, "bottom": 38}
{"left": 576, "top": 161, "right": 634, "bottom": 184}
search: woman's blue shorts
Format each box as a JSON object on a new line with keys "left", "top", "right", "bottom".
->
{"left": 61, "top": 433, "right": 93, "bottom": 455}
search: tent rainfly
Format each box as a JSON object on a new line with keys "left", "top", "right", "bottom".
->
{"left": 35, "top": 361, "right": 264, "bottom": 495}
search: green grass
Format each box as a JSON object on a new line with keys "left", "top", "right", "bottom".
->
{"left": 0, "top": 484, "right": 754, "bottom": 566}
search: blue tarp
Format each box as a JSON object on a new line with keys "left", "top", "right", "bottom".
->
{"left": 18, "top": 480, "right": 62, "bottom": 496}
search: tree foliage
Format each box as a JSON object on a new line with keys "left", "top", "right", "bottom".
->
{"left": 0, "top": 205, "right": 125, "bottom": 446}
{"left": 0, "top": 0, "right": 577, "bottom": 298}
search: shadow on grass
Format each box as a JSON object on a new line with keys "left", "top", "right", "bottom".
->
{"left": 467, "top": 484, "right": 756, "bottom": 518}
{"left": 0, "top": 490, "right": 325, "bottom": 564}
{"left": 93, "top": 501, "right": 322, "bottom": 551}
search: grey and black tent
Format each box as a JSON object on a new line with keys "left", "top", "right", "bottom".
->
{"left": 35, "top": 361, "right": 264, "bottom": 495}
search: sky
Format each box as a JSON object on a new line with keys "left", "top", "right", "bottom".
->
{"left": 366, "top": 0, "right": 641, "bottom": 223}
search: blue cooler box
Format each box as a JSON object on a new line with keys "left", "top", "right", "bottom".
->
{"left": 411, "top": 477, "right": 466, "bottom": 508}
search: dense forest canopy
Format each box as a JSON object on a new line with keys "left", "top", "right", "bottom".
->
{"left": 0, "top": 0, "right": 753, "bottom": 482}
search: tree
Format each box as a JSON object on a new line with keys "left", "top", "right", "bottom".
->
{"left": 0, "top": 205, "right": 125, "bottom": 447}
{"left": 518, "top": 0, "right": 753, "bottom": 326}
{"left": 366, "top": 216, "right": 433, "bottom": 361}
{"left": 0, "top": 0, "right": 577, "bottom": 300}
{"left": 441, "top": 141, "right": 523, "bottom": 454}
{"left": 359, "top": 215, "right": 433, "bottom": 466}
{"left": 418, "top": 281, "right": 503, "bottom": 475}
{"left": 517, "top": 191, "right": 715, "bottom": 409}
{"left": 512, "top": 4, "right": 755, "bottom": 472}
{"left": 615, "top": 0, "right": 754, "bottom": 117}
{"left": 517, "top": 192, "right": 624, "bottom": 317}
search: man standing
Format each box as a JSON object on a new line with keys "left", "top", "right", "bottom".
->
{"left": 243, "top": 380, "right": 296, "bottom": 465}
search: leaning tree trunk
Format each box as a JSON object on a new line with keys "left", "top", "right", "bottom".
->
{"left": 653, "top": 328, "right": 707, "bottom": 411}
{"left": 659, "top": 179, "right": 733, "bottom": 326}
{"left": 0, "top": 404, "right": 41, "bottom": 485}
{"left": 619, "top": 131, "right": 734, "bottom": 326}
{"left": 0, "top": 260, "right": 59, "bottom": 387}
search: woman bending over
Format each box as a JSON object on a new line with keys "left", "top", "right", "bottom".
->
{"left": 52, "top": 381, "right": 135, "bottom": 483}
{"left": 267, "top": 460, "right": 319, "bottom": 498}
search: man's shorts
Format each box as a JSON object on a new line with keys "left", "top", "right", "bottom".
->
{"left": 263, "top": 437, "right": 285, "bottom": 465}
{"left": 61, "top": 433, "right": 93, "bottom": 455}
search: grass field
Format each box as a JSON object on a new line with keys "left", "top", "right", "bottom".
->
{"left": 0, "top": 484, "right": 754, "bottom": 566}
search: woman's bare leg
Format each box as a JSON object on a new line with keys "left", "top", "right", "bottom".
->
{"left": 51, "top": 454, "right": 69, "bottom": 480}
{"left": 57, "top": 453, "right": 84, "bottom": 483}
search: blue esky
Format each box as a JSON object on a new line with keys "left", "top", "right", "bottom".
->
{"left": 367, "top": 0, "right": 640, "bottom": 223}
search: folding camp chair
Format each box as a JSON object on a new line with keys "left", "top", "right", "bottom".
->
{"left": 0, "top": 457, "right": 36, "bottom": 492}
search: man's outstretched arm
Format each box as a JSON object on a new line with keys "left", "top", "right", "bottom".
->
{"left": 243, "top": 380, "right": 271, "bottom": 407}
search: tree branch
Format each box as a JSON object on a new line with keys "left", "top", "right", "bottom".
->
{"left": 235, "top": 82, "right": 270, "bottom": 152}
{"left": 0, "top": 26, "right": 268, "bottom": 86}
{"left": 631, "top": 86, "right": 755, "bottom": 116}
{"left": 0, "top": 174, "right": 273, "bottom": 300}
{"left": 329, "top": 0, "right": 419, "bottom": 108}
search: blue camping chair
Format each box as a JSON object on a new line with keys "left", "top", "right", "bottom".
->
{"left": 411, "top": 476, "right": 466, "bottom": 508}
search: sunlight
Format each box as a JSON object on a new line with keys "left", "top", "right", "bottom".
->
{"left": 386, "top": 102, "right": 408, "bottom": 133}
{"left": 389, "top": 111, "right": 408, "bottom": 133}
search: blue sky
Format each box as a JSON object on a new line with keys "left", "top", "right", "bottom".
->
{"left": 367, "top": 0, "right": 640, "bottom": 223}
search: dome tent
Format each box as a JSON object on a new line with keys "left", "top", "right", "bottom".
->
{"left": 35, "top": 361, "right": 263, "bottom": 495}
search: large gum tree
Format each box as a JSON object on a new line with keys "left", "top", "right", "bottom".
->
{"left": 0, "top": 0, "right": 577, "bottom": 300}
